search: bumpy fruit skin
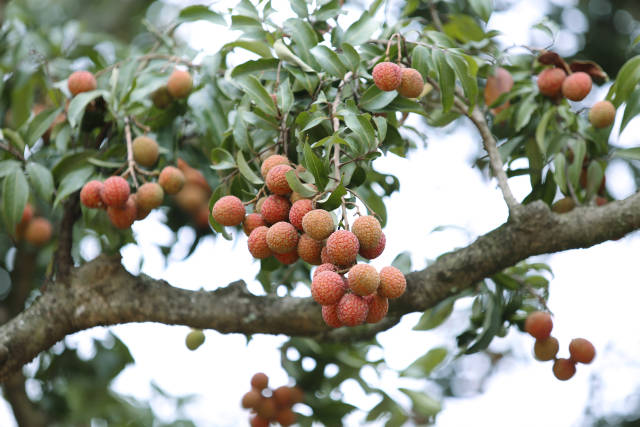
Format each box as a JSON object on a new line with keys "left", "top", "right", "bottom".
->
{"left": 289, "top": 199, "right": 313, "bottom": 231}
{"left": 167, "top": 69, "right": 193, "bottom": 98}
{"left": 553, "top": 358, "right": 576, "bottom": 381}
{"left": 158, "top": 166, "right": 185, "bottom": 195}
{"left": 255, "top": 196, "right": 266, "bottom": 214}
{"left": 562, "top": 71, "right": 592, "bottom": 101}
{"left": 484, "top": 67, "right": 514, "bottom": 113}
{"left": 248, "top": 226, "right": 272, "bottom": 259}
{"left": 242, "top": 390, "right": 263, "bottom": 409}
{"left": 132, "top": 136, "right": 159, "bottom": 167}
{"left": 320, "top": 246, "right": 333, "bottom": 264}
{"left": 212, "top": 195, "right": 245, "bottom": 226}
{"left": 177, "top": 158, "right": 210, "bottom": 191}
{"left": 552, "top": 197, "right": 575, "bottom": 214}
{"left": 372, "top": 62, "right": 402, "bottom": 91}
{"left": 261, "top": 154, "right": 289, "bottom": 178}
{"left": 290, "top": 183, "right": 316, "bottom": 203}
{"left": 274, "top": 250, "right": 299, "bottom": 265}
{"left": 378, "top": 266, "right": 406, "bottom": 298}
{"left": 251, "top": 372, "right": 269, "bottom": 391}
{"left": 360, "top": 232, "right": 386, "bottom": 260}
{"left": 302, "top": 209, "right": 335, "bottom": 240}
{"left": 107, "top": 195, "right": 137, "bottom": 229}
{"left": 261, "top": 195, "right": 291, "bottom": 224}
{"left": 24, "top": 217, "right": 52, "bottom": 246}
{"left": 68, "top": 70, "right": 97, "bottom": 96}
{"left": 525, "top": 311, "right": 553, "bottom": 340}
{"left": 243, "top": 213, "right": 266, "bottom": 236}
{"left": 537, "top": 68, "right": 566, "bottom": 98}
{"left": 322, "top": 304, "right": 343, "bottom": 328}
{"left": 185, "top": 329, "right": 205, "bottom": 350}
{"left": 151, "top": 86, "right": 172, "bottom": 109}
{"left": 175, "top": 184, "right": 208, "bottom": 213}
{"left": 589, "top": 100, "right": 616, "bottom": 128}
{"left": 337, "top": 293, "right": 369, "bottom": 326}
{"left": 312, "top": 271, "right": 346, "bottom": 305}
{"left": 398, "top": 68, "right": 424, "bottom": 98}
{"left": 365, "top": 294, "right": 388, "bottom": 323}
{"left": 348, "top": 264, "right": 380, "bottom": 296}
{"left": 352, "top": 215, "right": 382, "bottom": 250}
{"left": 101, "top": 176, "right": 130, "bottom": 208}
{"left": 534, "top": 336, "right": 559, "bottom": 361}
{"left": 132, "top": 194, "right": 151, "bottom": 221}
{"left": 297, "top": 233, "right": 323, "bottom": 265}
{"left": 80, "top": 180, "right": 104, "bottom": 208}
{"left": 266, "top": 221, "right": 299, "bottom": 254}
{"left": 266, "top": 164, "right": 293, "bottom": 195}
{"left": 326, "top": 230, "right": 359, "bottom": 267}
{"left": 569, "top": 338, "right": 596, "bottom": 364}
{"left": 136, "top": 182, "right": 164, "bottom": 211}
{"left": 313, "top": 263, "right": 338, "bottom": 279}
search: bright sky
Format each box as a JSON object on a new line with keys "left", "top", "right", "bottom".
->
{"left": 2, "top": 0, "right": 640, "bottom": 426}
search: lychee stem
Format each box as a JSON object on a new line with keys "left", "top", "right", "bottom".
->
{"left": 122, "top": 116, "right": 139, "bottom": 189}
{"left": 330, "top": 72, "right": 353, "bottom": 230}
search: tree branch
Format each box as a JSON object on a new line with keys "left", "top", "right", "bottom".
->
{"left": 0, "top": 194, "right": 639, "bottom": 382}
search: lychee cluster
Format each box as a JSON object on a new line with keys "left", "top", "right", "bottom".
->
{"left": 15, "top": 203, "right": 53, "bottom": 247}
{"left": 524, "top": 311, "right": 596, "bottom": 381}
{"left": 172, "top": 158, "right": 212, "bottom": 228}
{"left": 241, "top": 373, "right": 303, "bottom": 427}
{"left": 372, "top": 62, "right": 425, "bottom": 98}
{"left": 150, "top": 68, "right": 193, "bottom": 109}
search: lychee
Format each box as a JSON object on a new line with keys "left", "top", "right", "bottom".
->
{"left": 311, "top": 271, "right": 346, "bottom": 305}
{"left": 175, "top": 184, "right": 208, "bottom": 213}
{"left": 68, "top": 70, "right": 97, "bottom": 96}
{"left": 151, "top": 85, "right": 172, "bottom": 109}
{"left": 313, "top": 263, "right": 338, "bottom": 279}
{"left": 301, "top": 209, "right": 334, "bottom": 240}
{"left": 24, "top": 217, "right": 52, "bottom": 246}
{"left": 321, "top": 246, "right": 333, "bottom": 264}
{"left": 260, "top": 195, "right": 290, "bottom": 224}
{"left": 537, "top": 68, "right": 566, "bottom": 98}
{"left": 397, "top": 68, "right": 424, "bottom": 98}
{"left": 167, "top": 69, "right": 193, "bottom": 99}
{"left": 378, "top": 266, "right": 406, "bottom": 298}
{"left": 266, "top": 164, "right": 293, "bottom": 195}
{"left": 101, "top": 176, "right": 130, "bottom": 208}
{"left": 365, "top": 294, "right": 388, "bottom": 323}
{"left": 131, "top": 194, "right": 151, "bottom": 221}
{"left": 185, "top": 329, "right": 205, "bottom": 350}
{"left": 132, "top": 136, "right": 159, "bottom": 167}
{"left": 275, "top": 408, "right": 296, "bottom": 427}
{"left": 255, "top": 196, "right": 266, "bottom": 214}
{"left": 352, "top": 215, "right": 382, "bottom": 250}
{"left": 274, "top": 250, "right": 299, "bottom": 265}
{"left": 20, "top": 203, "right": 34, "bottom": 224}
{"left": 372, "top": 62, "right": 402, "bottom": 92}
{"left": 534, "top": 336, "right": 559, "bottom": 361}
{"left": 251, "top": 372, "right": 269, "bottom": 391}
{"left": 289, "top": 199, "right": 313, "bottom": 231}
{"left": 194, "top": 204, "right": 211, "bottom": 228}
{"left": 80, "top": 180, "right": 104, "bottom": 208}
{"left": 326, "top": 230, "right": 359, "bottom": 267}
{"left": 484, "top": 67, "right": 514, "bottom": 113}
{"left": 248, "top": 226, "right": 272, "bottom": 259}
{"left": 243, "top": 213, "right": 266, "bottom": 236}
{"left": 256, "top": 398, "right": 277, "bottom": 420}
{"left": 266, "top": 221, "right": 299, "bottom": 254}
{"left": 359, "top": 232, "right": 386, "bottom": 260}
{"left": 242, "top": 390, "right": 263, "bottom": 409}
{"left": 322, "top": 304, "right": 343, "bottom": 328}
{"left": 524, "top": 311, "right": 553, "bottom": 340}
{"left": 337, "top": 293, "right": 369, "bottom": 327}
{"left": 569, "top": 338, "right": 595, "bottom": 364}
{"left": 562, "top": 71, "right": 592, "bottom": 101}
{"left": 250, "top": 415, "right": 269, "bottom": 427}
{"left": 260, "top": 154, "right": 289, "bottom": 178}
{"left": 589, "top": 100, "right": 615, "bottom": 128}
{"left": 135, "top": 182, "right": 164, "bottom": 211}
{"left": 552, "top": 197, "right": 575, "bottom": 214}
{"left": 297, "top": 233, "right": 323, "bottom": 265}
{"left": 552, "top": 358, "right": 576, "bottom": 381}
{"left": 158, "top": 166, "right": 185, "bottom": 195}
{"left": 272, "top": 386, "right": 292, "bottom": 408}
{"left": 212, "top": 195, "right": 245, "bottom": 226}
{"left": 107, "top": 195, "right": 137, "bottom": 229}
{"left": 348, "top": 264, "right": 380, "bottom": 296}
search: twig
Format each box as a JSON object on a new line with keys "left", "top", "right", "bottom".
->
{"left": 131, "top": 116, "right": 151, "bottom": 133}
{"left": 122, "top": 117, "right": 139, "bottom": 188}
{"left": 330, "top": 72, "right": 353, "bottom": 229}
{"left": 0, "top": 141, "right": 25, "bottom": 162}
{"left": 346, "top": 188, "right": 379, "bottom": 219}
{"left": 428, "top": 0, "right": 443, "bottom": 31}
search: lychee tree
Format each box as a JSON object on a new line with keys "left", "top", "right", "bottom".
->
{"left": 1, "top": 0, "right": 640, "bottom": 425}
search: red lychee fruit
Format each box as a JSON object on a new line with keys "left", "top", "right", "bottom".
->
{"left": 320, "top": 246, "right": 333, "bottom": 264}
{"left": 569, "top": 338, "right": 596, "bottom": 364}
{"left": 260, "top": 195, "right": 290, "bottom": 224}
{"left": 289, "top": 199, "right": 313, "bottom": 231}
{"left": 80, "top": 180, "right": 104, "bottom": 208}
{"left": 243, "top": 213, "right": 266, "bottom": 236}
{"left": 251, "top": 372, "right": 269, "bottom": 390}
{"left": 132, "top": 136, "right": 159, "bottom": 167}
{"left": 348, "top": 264, "right": 380, "bottom": 296}
{"left": 260, "top": 154, "right": 289, "bottom": 178}
{"left": 302, "top": 209, "right": 334, "bottom": 241}
{"left": 352, "top": 215, "right": 382, "bottom": 250}
{"left": 67, "top": 70, "right": 97, "bottom": 96}
{"left": 273, "top": 386, "right": 292, "bottom": 408}
{"left": 274, "top": 250, "right": 299, "bottom": 265}
{"left": 101, "top": 176, "right": 130, "bottom": 208}
{"left": 24, "top": 217, "right": 52, "bottom": 246}
{"left": 484, "top": 67, "right": 514, "bottom": 113}
{"left": 276, "top": 408, "right": 296, "bottom": 426}
{"left": 322, "top": 304, "right": 343, "bottom": 328}
{"left": 372, "top": 62, "right": 402, "bottom": 91}
{"left": 378, "top": 266, "right": 406, "bottom": 298}
{"left": 20, "top": 203, "right": 34, "bottom": 224}
{"left": 266, "top": 221, "right": 299, "bottom": 254}
{"left": 311, "top": 271, "right": 346, "bottom": 305}
{"left": 326, "top": 230, "right": 359, "bottom": 267}
{"left": 131, "top": 194, "right": 152, "bottom": 221}
{"left": 365, "top": 294, "right": 388, "bottom": 323}
{"left": 175, "top": 184, "right": 208, "bottom": 213}
{"left": 297, "top": 233, "right": 323, "bottom": 265}
{"left": 589, "top": 100, "right": 615, "bottom": 128}
{"left": 167, "top": 69, "right": 193, "bottom": 99}
{"left": 398, "top": 67, "right": 424, "bottom": 98}
{"left": 562, "top": 71, "right": 592, "bottom": 101}
{"left": 135, "top": 182, "right": 164, "bottom": 211}
{"left": 313, "top": 263, "right": 338, "bottom": 279}
{"left": 337, "top": 293, "right": 369, "bottom": 327}
{"left": 537, "top": 68, "right": 566, "bottom": 98}
{"left": 250, "top": 415, "right": 269, "bottom": 427}
{"left": 212, "top": 195, "right": 245, "bottom": 226}
{"left": 266, "top": 164, "right": 293, "bottom": 195}
{"left": 553, "top": 358, "right": 576, "bottom": 381}
{"left": 534, "top": 336, "right": 559, "bottom": 361}
{"left": 158, "top": 166, "right": 185, "bottom": 195}
{"left": 241, "top": 390, "right": 262, "bottom": 409}
{"left": 359, "top": 232, "right": 386, "bottom": 260}
{"left": 524, "top": 311, "right": 553, "bottom": 340}
{"left": 107, "top": 195, "right": 137, "bottom": 229}
{"left": 248, "top": 226, "right": 272, "bottom": 259}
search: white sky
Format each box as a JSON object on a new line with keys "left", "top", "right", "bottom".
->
{"left": 2, "top": 0, "right": 640, "bottom": 426}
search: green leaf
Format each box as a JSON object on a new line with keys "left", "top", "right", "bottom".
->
{"left": 413, "top": 300, "right": 454, "bottom": 331}
{"left": 515, "top": 94, "right": 537, "bottom": 132}
{"left": 343, "top": 112, "right": 375, "bottom": 150}
{"left": 411, "top": 46, "right": 431, "bottom": 80}
{"left": 464, "top": 288, "right": 504, "bottom": 354}
{"left": 620, "top": 88, "right": 640, "bottom": 134}
{"left": 210, "top": 148, "right": 236, "bottom": 170}
{"left": 373, "top": 116, "right": 387, "bottom": 141}
{"left": 535, "top": 107, "right": 556, "bottom": 157}
{"left": 608, "top": 55, "right": 640, "bottom": 107}
{"left": 25, "top": 107, "right": 63, "bottom": 147}
{"left": 399, "top": 389, "right": 442, "bottom": 417}
{"left": 301, "top": 116, "right": 330, "bottom": 132}
{"left": 273, "top": 39, "right": 314, "bottom": 72}
{"left": 310, "top": 45, "right": 347, "bottom": 78}
{"left": 318, "top": 183, "right": 347, "bottom": 212}
{"left": 359, "top": 86, "right": 398, "bottom": 111}
{"left": 236, "top": 151, "right": 264, "bottom": 185}
{"left": 178, "top": 5, "right": 226, "bottom": 25}
{"left": 282, "top": 18, "right": 318, "bottom": 64}
{"left": 54, "top": 166, "right": 94, "bottom": 208}
{"left": 432, "top": 50, "right": 455, "bottom": 112}
{"left": 553, "top": 153, "right": 568, "bottom": 195}
{"left": 340, "top": 43, "right": 360, "bottom": 71}
{"left": 224, "top": 40, "right": 272, "bottom": 58}
{"left": 343, "top": 12, "right": 377, "bottom": 45}
{"left": 302, "top": 143, "right": 329, "bottom": 191}
{"left": 568, "top": 139, "right": 585, "bottom": 191}
{"left": 231, "top": 58, "right": 279, "bottom": 78}
{"left": 0, "top": 160, "right": 21, "bottom": 178}
{"left": 391, "top": 251, "right": 411, "bottom": 274}
{"left": 237, "top": 76, "right": 278, "bottom": 117}
{"left": 586, "top": 161, "right": 604, "bottom": 199}
{"left": 26, "top": 162, "right": 54, "bottom": 202}
{"left": 290, "top": 0, "right": 308, "bottom": 18}
{"left": 0, "top": 267, "right": 11, "bottom": 300}
{"left": 446, "top": 54, "right": 477, "bottom": 113}
{"left": 469, "top": 0, "right": 493, "bottom": 22}
{"left": 613, "top": 147, "right": 640, "bottom": 161}
{"left": 86, "top": 158, "right": 125, "bottom": 169}
{"left": 401, "top": 347, "right": 448, "bottom": 378}
{"left": 277, "top": 79, "right": 295, "bottom": 115}
{"left": 2, "top": 128, "right": 25, "bottom": 153}
{"left": 2, "top": 168, "right": 29, "bottom": 233}
{"left": 285, "top": 170, "right": 317, "bottom": 198}
{"left": 67, "top": 90, "right": 109, "bottom": 128}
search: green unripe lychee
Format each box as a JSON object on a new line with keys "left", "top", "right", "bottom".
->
{"left": 589, "top": 100, "right": 615, "bottom": 128}
{"left": 132, "top": 136, "right": 159, "bottom": 167}
{"left": 136, "top": 182, "right": 164, "bottom": 211}
{"left": 185, "top": 329, "right": 205, "bottom": 350}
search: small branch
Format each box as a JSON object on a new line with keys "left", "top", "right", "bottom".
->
{"left": 0, "top": 141, "right": 25, "bottom": 162}
{"left": 346, "top": 188, "right": 378, "bottom": 218}
{"left": 330, "top": 72, "right": 352, "bottom": 229}
{"left": 122, "top": 117, "right": 139, "bottom": 188}
{"left": 428, "top": 0, "right": 443, "bottom": 31}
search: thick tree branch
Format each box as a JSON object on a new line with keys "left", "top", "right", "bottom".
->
{"left": 0, "top": 194, "right": 639, "bottom": 382}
